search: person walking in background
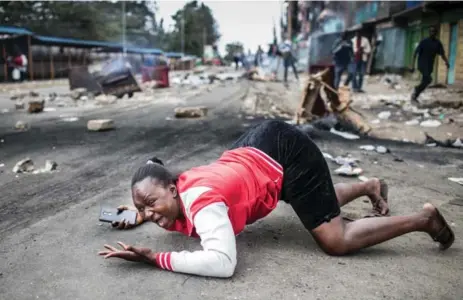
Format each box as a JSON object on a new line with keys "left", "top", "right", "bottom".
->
{"left": 279, "top": 34, "right": 299, "bottom": 84}
{"left": 410, "top": 26, "right": 449, "bottom": 105}
{"left": 254, "top": 45, "right": 263, "bottom": 67}
{"left": 332, "top": 31, "right": 353, "bottom": 90}
{"left": 349, "top": 31, "right": 371, "bottom": 93}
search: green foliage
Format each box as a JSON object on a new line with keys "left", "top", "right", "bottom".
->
{"left": 224, "top": 42, "right": 244, "bottom": 62}
{"left": 0, "top": 0, "right": 221, "bottom": 55}
{"left": 0, "top": 1, "right": 158, "bottom": 47}
{"left": 166, "top": 1, "right": 221, "bottom": 57}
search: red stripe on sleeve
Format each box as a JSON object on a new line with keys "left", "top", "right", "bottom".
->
{"left": 156, "top": 253, "right": 165, "bottom": 269}
{"left": 165, "top": 252, "right": 173, "bottom": 271}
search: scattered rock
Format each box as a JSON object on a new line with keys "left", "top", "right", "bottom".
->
{"left": 28, "top": 100, "right": 45, "bottom": 113}
{"left": 15, "top": 121, "right": 29, "bottom": 131}
{"left": 378, "top": 111, "right": 391, "bottom": 120}
{"left": 420, "top": 120, "right": 441, "bottom": 128}
{"left": 87, "top": 119, "right": 114, "bottom": 131}
{"left": 10, "top": 92, "right": 28, "bottom": 100}
{"left": 1, "top": 108, "right": 9, "bottom": 113}
{"left": 13, "top": 158, "right": 35, "bottom": 173}
{"left": 44, "top": 160, "right": 58, "bottom": 172}
{"left": 334, "top": 164, "right": 363, "bottom": 176}
{"left": 359, "top": 145, "right": 375, "bottom": 151}
{"left": 448, "top": 177, "right": 463, "bottom": 186}
{"left": 95, "top": 94, "right": 117, "bottom": 105}
{"left": 29, "top": 91, "right": 39, "bottom": 97}
{"left": 405, "top": 119, "right": 419, "bottom": 126}
{"left": 71, "top": 88, "right": 88, "bottom": 100}
{"left": 375, "top": 146, "right": 389, "bottom": 154}
{"left": 174, "top": 106, "right": 208, "bottom": 118}
{"left": 61, "top": 117, "right": 79, "bottom": 122}
{"left": 15, "top": 101, "right": 25, "bottom": 110}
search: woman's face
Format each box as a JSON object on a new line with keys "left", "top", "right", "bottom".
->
{"left": 131, "top": 177, "right": 181, "bottom": 229}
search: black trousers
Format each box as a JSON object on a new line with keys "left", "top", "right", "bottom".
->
{"left": 413, "top": 71, "right": 433, "bottom": 99}
{"left": 229, "top": 120, "right": 340, "bottom": 231}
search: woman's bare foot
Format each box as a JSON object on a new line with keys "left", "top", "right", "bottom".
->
{"left": 366, "top": 178, "right": 389, "bottom": 215}
{"left": 422, "top": 203, "right": 455, "bottom": 250}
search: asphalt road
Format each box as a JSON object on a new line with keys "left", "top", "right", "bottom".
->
{"left": 0, "top": 80, "right": 462, "bottom": 300}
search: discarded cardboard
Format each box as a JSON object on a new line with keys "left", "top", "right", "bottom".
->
{"left": 87, "top": 119, "right": 114, "bottom": 131}
{"left": 174, "top": 106, "right": 208, "bottom": 118}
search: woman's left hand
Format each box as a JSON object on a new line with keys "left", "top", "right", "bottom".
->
{"left": 98, "top": 241, "right": 157, "bottom": 265}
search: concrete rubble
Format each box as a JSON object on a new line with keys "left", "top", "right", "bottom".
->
{"left": 174, "top": 106, "right": 208, "bottom": 118}
{"left": 14, "top": 121, "right": 29, "bottom": 131}
{"left": 87, "top": 119, "right": 114, "bottom": 131}
{"left": 12, "top": 158, "right": 35, "bottom": 173}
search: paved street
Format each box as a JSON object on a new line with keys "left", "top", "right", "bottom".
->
{"left": 0, "top": 80, "right": 462, "bottom": 300}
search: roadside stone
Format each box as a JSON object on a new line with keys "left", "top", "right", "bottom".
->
{"left": 13, "top": 158, "right": 35, "bottom": 173}
{"left": 87, "top": 119, "right": 114, "bottom": 131}
{"left": 44, "top": 160, "right": 58, "bottom": 172}
{"left": 71, "top": 88, "right": 88, "bottom": 100}
{"left": 375, "top": 146, "right": 389, "bottom": 154}
{"left": 28, "top": 100, "right": 45, "bottom": 113}
{"left": 15, "top": 121, "right": 29, "bottom": 131}
{"left": 95, "top": 94, "right": 117, "bottom": 105}
{"left": 10, "top": 92, "right": 28, "bottom": 101}
{"left": 174, "top": 106, "right": 208, "bottom": 118}
{"left": 15, "top": 101, "right": 25, "bottom": 110}
{"left": 29, "top": 91, "right": 40, "bottom": 97}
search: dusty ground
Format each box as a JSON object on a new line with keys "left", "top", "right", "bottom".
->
{"left": 0, "top": 74, "right": 462, "bottom": 300}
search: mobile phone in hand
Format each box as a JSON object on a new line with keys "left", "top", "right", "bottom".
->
{"left": 99, "top": 207, "right": 137, "bottom": 225}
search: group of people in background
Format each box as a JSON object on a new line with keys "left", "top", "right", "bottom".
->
{"left": 332, "top": 26, "right": 450, "bottom": 105}
{"left": 331, "top": 30, "right": 371, "bottom": 93}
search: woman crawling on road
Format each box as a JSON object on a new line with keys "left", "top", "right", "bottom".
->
{"left": 98, "top": 120, "right": 455, "bottom": 278}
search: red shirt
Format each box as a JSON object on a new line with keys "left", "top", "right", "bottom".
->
{"left": 167, "top": 147, "right": 284, "bottom": 237}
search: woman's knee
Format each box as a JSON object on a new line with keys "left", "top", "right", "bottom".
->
{"left": 318, "top": 241, "right": 349, "bottom": 256}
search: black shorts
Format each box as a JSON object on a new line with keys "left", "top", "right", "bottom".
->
{"left": 229, "top": 120, "right": 340, "bottom": 231}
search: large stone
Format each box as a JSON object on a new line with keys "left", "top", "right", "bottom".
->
{"left": 28, "top": 100, "right": 45, "bottom": 113}
{"left": 95, "top": 94, "right": 117, "bottom": 105}
{"left": 174, "top": 106, "right": 208, "bottom": 118}
{"left": 15, "top": 101, "right": 25, "bottom": 110}
{"left": 15, "top": 120, "right": 29, "bottom": 131}
{"left": 87, "top": 119, "right": 114, "bottom": 131}
{"left": 44, "top": 160, "right": 58, "bottom": 172}
{"left": 71, "top": 88, "right": 88, "bottom": 100}
{"left": 13, "top": 158, "right": 35, "bottom": 173}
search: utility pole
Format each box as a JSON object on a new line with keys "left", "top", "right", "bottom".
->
{"left": 203, "top": 27, "right": 207, "bottom": 57}
{"left": 122, "top": 1, "right": 127, "bottom": 57}
{"left": 287, "top": 1, "right": 292, "bottom": 39}
{"left": 181, "top": 9, "right": 185, "bottom": 54}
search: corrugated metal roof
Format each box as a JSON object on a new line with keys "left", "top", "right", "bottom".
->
{"left": 165, "top": 52, "right": 183, "bottom": 58}
{"left": 0, "top": 26, "right": 33, "bottom": 35}
{"left": 32, "top": 35, "right": 121, "bottom": 48}
{"left": 0, "top": 25, "right": 163, "bottom": 55}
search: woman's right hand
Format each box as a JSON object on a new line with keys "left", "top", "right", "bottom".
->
{"left": 112, "top": 205, "right": 145, "bottom": 230}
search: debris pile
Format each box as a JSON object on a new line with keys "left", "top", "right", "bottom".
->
{"left": 295, "top": 68, "right": 372, "bottom": 136}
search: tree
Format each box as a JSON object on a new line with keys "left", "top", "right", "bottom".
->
{"left": 224, "top": 42, "right": 243, "bottom": 62}
{"left": 0, "top": 1, "right": 158, "bottom": 47}
{"left": 167, "top": 1, "right": 220, "bottom": 57}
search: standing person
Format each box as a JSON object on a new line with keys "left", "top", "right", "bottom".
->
{"left": 233, "top": 51, "right": 241, "bottom": 70}
{"left": 99, "top": 120, "right": 454, "bottom": 278}
{"left": 331, "top": 31, "right": 353, "bottom": 90}
{"left": 254, "top": 45, "right": 263, "bottom": 67}
{"left": 10, "top": 45, "right": 28, "bottom": 82}
{"left": 350, "top": 31, "right": 371, "bottom": 93}
{"left": 410, "top": 26, "right": 450, "bottom": 105}
{"left": 279, "top": 34, "right": 299, "bottom": 84}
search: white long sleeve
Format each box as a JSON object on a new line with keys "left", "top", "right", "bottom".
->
{"left": 155, "top": 202, "right": 237, "bottom": 278}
